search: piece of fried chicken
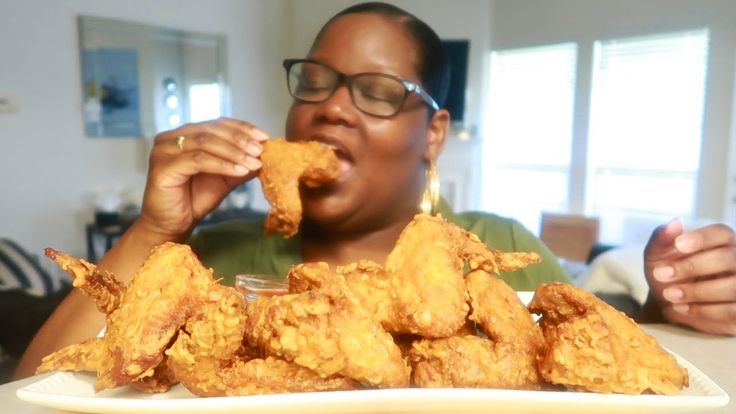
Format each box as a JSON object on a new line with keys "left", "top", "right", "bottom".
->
{"left": 336, "top": 259, "right": 395, "bottom": 327}
{"left": 384, "top": 214, "right": 470, "bottom": 337}
{"left": 528, "top": 282, "right": 689, "bottom": 395}
{"left": 245, "top": 262, "right": 410, "bottom": 388}
{"left": 38, "top": 250, "right": 179, "bottom": 394}
{"left": 44, "top": 248, "right": 125, "bottom": 314}
{"left": 166, "top": 283, "right": 356, "bottom": 396}
{"left": 39, "top": 243, "right": 215, "bottom": 392}
{"left": 409, "top": 270, "right": 544, "bottom": 389}
{"left": 337, "top": 214, "right": 542, "bottom": 338}
{"left": 37, "top": 338, "right": 105, "bottom": 374}
{"left": 259, "top": 138, "right": 341, "bottom": 238}
{"left": 37, "top": 251, "right": 118, "bottom": 376}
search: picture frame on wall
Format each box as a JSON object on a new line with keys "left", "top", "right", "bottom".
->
{"left": 81, "top": 48, "right": 142, "bottom": 138}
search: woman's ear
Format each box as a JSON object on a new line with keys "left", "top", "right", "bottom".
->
{"left": 425, "top": 109, "right": 450, "bottom": 160}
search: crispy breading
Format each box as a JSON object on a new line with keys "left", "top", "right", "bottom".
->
{"left": 167, "top": 284, "right": 355, "bottom": 395}
{"left": 457, "top": 228, "right": 542, "bottom": 274}
{"left": 37, "top": 338, "right": 105, "bottom": 374}
{"left": 94, "top": 243, "right": 215, "bottom": 391}
{"left": 409, "top": 270, "right": 544, "bottom": 390}
{"left": 336, "top": 259, "right": 395, "bottom": 326}
{"left": 465, "top": 270, "right": 544, "bottom": 352}
{"left": 37, "top": 338, "right": 179, "bottom": 394}
{"left": 44, "top": 248, "right": 125, "bottom": 314}
{"left": 245, "top": 262, "right": 410, "bottom": 388}
{"left": 40, "top": 243, "right": 214, "bottom": 392}
{"left": 332, "top": 214, "right": 542, "bottom": 339}
{"left": 384, "top": 214, "right": 470, "bottom": 338}
{"left": 410, "top": 336, "right": 542, "bottom": 389}
{"left": 528, "top": 283, "right": 688, "bottom": 395}
{"left": 130, "top": 357, "right": 177, "bottom": 393}
{"left": 259, "top": 138, "right": 340, "bottom": 238}
{"left": 382, "top": 214, "right": 542, "bottom": 338}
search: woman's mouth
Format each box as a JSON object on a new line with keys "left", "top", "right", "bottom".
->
{"left": 337, "top": 154, "right": 353, "bottom": 174}
{"left": 324, "top": 144, "right": 354, "bottom": 178}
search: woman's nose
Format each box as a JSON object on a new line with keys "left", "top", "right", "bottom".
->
{"left": 315, "top": 83, "right": 359, "bottom": 125}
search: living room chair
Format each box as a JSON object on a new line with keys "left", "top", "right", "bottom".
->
{"left": 539, "top": 212, "right": 600, "bottom": 263}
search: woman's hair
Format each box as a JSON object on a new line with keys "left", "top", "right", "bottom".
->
{"left": 312, "top": 2, "right": 451, "bottom": 109}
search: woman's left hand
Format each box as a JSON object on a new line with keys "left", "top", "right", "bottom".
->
{"left": 644, "top": 219, "right": 736, "bottom": 335}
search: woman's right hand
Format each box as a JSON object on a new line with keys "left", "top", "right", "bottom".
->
{"left": 14, "top": 117, "right": 269, "bottom": 379}
{"left": 138, "top": 117, "right": 269, "bottom": 239}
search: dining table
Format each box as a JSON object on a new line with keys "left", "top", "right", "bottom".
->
{"left": 0, "top": 324, "right": 732, "bottom": 414}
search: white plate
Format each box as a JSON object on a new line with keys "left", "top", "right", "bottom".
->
{"left": 14, "top": 356, "right": 730, "bottom": 414}
{"left": 16, "top": 292, "right": 730, "bottom": 413}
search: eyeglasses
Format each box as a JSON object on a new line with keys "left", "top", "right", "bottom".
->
{"left": 283, "top": 59, "right": 439, "bottom": 117}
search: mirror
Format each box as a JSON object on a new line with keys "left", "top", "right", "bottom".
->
{"left": 78, "top": 16, "right": 228, "bottom": 138}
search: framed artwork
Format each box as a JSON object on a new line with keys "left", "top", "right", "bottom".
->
{"left": 81, "top": 48, "right": 142, "bottom": 137}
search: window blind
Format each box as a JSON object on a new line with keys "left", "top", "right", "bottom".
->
{"left": 482, "top": 43, "right": 578, "bottom": 234}
{"left": 587, "top": 29, "right": 709, "bottom": 243}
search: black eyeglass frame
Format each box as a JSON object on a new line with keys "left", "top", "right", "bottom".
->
{"left": 282, "top": 58, "right": 440, "bottom": 117}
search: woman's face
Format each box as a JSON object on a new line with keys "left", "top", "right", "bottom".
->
{"left": 285, "top": 13, "right": 441, "bottom": 232}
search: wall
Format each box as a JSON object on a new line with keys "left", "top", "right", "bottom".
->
{"left": 0, "top": 0, "right": 288, "bottom": 263}
{"left": 490, "top": 0, "right": 736, "bottom": 223}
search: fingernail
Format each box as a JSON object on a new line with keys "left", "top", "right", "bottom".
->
{"left": 243, "top": 157, "right": 262, "bottom": 170}
{"left": 675, "top": 235, "right": 699, "bottom": 254}
{"left": 235, "top": 133, "right": 250, "bottom": 150}
{"left": 246, "top": 142, "right": 263, "bottom": 156}
{"left": 251, "top": 129, "right": 269, "bottom": 141}
{"left": 233, "top": 164, "right": 249, "bottom": 175}
{"left": 663, "top": 287, "right": 683, "bottom": 302}
{"left": 672, "top": 304, "right": 689, "bottom": 314}
{"left": 653, "top": 266, "right": 675, "bottom": 281}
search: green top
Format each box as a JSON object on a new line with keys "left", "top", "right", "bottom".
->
{"left": 189, "top": 201, "right": 570, "bottom": 290}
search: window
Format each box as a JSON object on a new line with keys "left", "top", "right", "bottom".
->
{"left": 482, "top": 30, "right": 709, "bottom": 244}
{"left": 482, "top": 43, "right": 578, "bottom": 233}
{"left": 587, "top": 30, "right": 709, "bottom": 243}
{"left": 188, "top": 83, "right": 223, "bottom": 123}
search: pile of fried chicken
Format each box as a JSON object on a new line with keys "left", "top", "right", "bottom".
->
{"left": 37, "top": 140, "right": 688, "bottom": 397}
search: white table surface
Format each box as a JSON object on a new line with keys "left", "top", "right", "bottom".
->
{"left": 1, "top": 324, "right": 732, "bottom": 414}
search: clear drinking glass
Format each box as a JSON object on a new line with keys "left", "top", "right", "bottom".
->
{"left": 235, "top": 274, "right": 288, "bottom": 303}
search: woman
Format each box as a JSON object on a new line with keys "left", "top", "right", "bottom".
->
{"left": 16, "top": 2, "right": 735, "bottom": 379}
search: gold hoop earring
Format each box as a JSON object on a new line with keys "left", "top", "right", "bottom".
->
{"left": 419, "top": 159, "right": 440, "bottom": 215}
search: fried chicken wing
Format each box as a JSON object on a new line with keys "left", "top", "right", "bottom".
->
{"left": 245, "top": 262, "right": 410, "bottom": 388}
{"left": 330, "top": 214, "right": 542, "bottom": 339}
{"left": 167, "top": 283, "right": 355, "bottom": 396}
{"left": 130, "top": 358, "right": 177, "bottom": 393}
{"left": 336, "top": 259, "right": 395, "bottom": 326}
{"left": 38, "top": 250, "right": 121, "bottom": 379}
{"left": 39, "top": 243, "right": 213, "bottom": 392}
{"left": 383, "top": 214, "right": 542, "bottom": 338}
{"left": 384, "top": 214, "right": 470, "bottom": 337}
{"left": 44, "top": 248, "right": 125, "bottom": 314}
{"left": 92, "top": 242, "right": 215, "bottom": 391}
{"left": 465, "top": 270, "right": 544, "bottom": 355}
{"left": 458, "top": 228, "right": 542, "bottom": 274}
{"left": 37, "top": 338, "right": 105, "bottom": 374}
{"left": 410, "top": 336, "right": 542, "bottom": 389}
{"left": 409, "top": 270, "right": 544, "bottom": 389}
{"left": 259, "top": 138, "right": 341, "bottom": 238}
{"left": 528, "top": 283, "right": 688, "bottom": 394}
{"left": 37, "top": 337, "right": 176, "bottom": 393}
{"left": 171, "top": 352, "right": 355, "bottom": 397}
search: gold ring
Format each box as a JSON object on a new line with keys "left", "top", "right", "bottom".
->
{"left": 176, "top": 135, "right": 186, "bottom": 152}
